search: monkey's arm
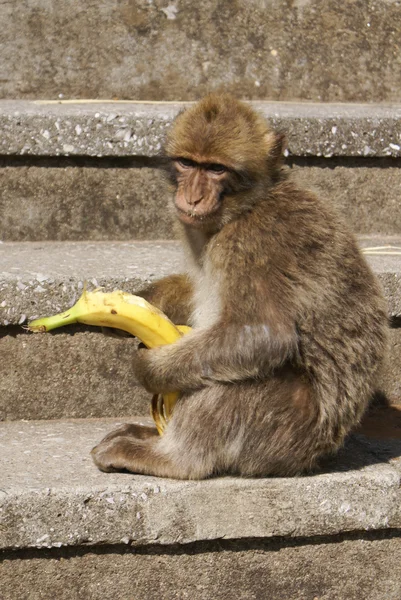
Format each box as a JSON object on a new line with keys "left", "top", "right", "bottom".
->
{"left": 135, "top": 274, "right": 194, "bottom": 325}
{"left": 132, "top": 318, "right": 298, "bottom": 394}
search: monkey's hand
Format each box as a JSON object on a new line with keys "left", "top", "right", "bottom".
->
{"left": 132, "top": 339, "right": 208, "bottom": 394}
{"left": 132, "top": 347, "right": 169, "bottom": 394}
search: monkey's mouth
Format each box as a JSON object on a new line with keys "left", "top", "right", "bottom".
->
{"left": 175, "top": 205, "right": 218, "bottom": 226}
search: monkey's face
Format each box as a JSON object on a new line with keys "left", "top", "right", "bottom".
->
{"left": 165, "top": 93, "right": 286, "bottom": 229}
{"left": 172, "top": 158, "right": 229, "bottom": 228}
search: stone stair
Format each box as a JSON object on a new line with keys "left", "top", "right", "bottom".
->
{"left": 2, "top": 417, "right": 401, "bottom": 599}
{"left": 1, "top": 1, "right": 400, "bottom": 104}
{"left": 1, "top": 99, "right": 401, "bottom": 599}
{"left": 1, "top": 237, "right": 400, "bottom": 421}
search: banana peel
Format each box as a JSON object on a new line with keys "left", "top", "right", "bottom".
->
{"left": 28, "top": 288, "right": 191, "bottom": 435}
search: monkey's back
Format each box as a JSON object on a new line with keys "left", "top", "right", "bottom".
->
{"left": 211, "top": 179, "right": 389, "bottom": 446}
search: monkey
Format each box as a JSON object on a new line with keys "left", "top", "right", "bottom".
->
{"left": 91, "top": 93, "right": 388, "bottom": 479}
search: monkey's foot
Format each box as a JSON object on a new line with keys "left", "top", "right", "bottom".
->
{"left": 91, "top": 435, "right": 142, "bottom": 473}
{"left": 91, "top": 424, "right": 160, "bottom": 473}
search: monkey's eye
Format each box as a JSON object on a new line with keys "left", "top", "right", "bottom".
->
{"left": 176, "top": 158, "right": 196, "bottom": 169}
{"left": 207, "top": 163, "right": 227, "bottom": 174}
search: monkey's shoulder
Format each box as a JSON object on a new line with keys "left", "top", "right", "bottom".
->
{"left": 212, "top": 183, "right": 341, "bottom": 256}
{"left": 206, "top": 181, "right": 374, "bottom": 302}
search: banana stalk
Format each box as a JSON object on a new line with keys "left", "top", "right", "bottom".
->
{"left": 28, "top": 289, "right": 191, "bottom": 435}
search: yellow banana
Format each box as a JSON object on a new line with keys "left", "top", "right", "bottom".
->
{"left": 28, "top": 289, "right": 191, "bottom": 435}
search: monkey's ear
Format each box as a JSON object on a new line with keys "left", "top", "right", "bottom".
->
{"left": 264, "top": 131, "right": 286, "bottom": 168}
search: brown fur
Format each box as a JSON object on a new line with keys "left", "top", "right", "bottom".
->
{"left": 92, "top": 94, "right": 389, "bottom": 479}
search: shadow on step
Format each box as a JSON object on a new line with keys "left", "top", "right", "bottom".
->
{"left": 319, "top": 394, "right": 401, "bottom": 474}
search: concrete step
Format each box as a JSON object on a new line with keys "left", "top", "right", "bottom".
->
{"left": 1, "top": 101, "right": 401, "bottom": 240}
{"left": 2, "top": 237, "right": 400, "bottom": 324}
{"left": 1, "top": 416, "right": 401, "bottom": 599}
{"left": 0, "top": 237, "right": 400, "bottom": 420}
{"left": 2, "top": 324, "right": 399, "bottom": 422}
{"left": 1, "top": 1, "right": 400, "bottom": 104}
{"left": 2, "top": 101, "right": 401, "bottom": 158}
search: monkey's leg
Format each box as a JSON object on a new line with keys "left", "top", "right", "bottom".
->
{"left": 91, "top": 377, "right": 324, "bottom": 479}
{"left": 90, "top": 382, "right": 259, "bottom": 479}
{"left": 163, "top": 376, "right": 325, "bottom": 478}
{"left": 91, "top": 386, "right": 228, "bottom": 479}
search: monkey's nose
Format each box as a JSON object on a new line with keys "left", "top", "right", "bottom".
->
{"left": 187, "top": 195, "right": 203, "bottom": 207}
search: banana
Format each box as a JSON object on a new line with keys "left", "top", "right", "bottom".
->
{"left": 28, "top": 289, "right": 191, "bottom": 435}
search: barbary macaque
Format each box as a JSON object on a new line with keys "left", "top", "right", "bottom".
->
{"left": 91, "top": 94, "right": 388, "bottom": 479}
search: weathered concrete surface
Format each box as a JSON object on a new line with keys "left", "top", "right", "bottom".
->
{"left": 1, "top": 326, "right": 399, "bottom": 421}
{"left": 1, "top": 0, "right": 401, "bottom": 104}
{"left": 2, "top": 535, "right": 401, "bottom": 600}
{"left": 358, "top": 237, "right": 401, "bottom": 318}
{"left": 289, "top": 161, "right": 401, "bottom": 236}
{"left": 1, "top": 238, "right": 400, "bottom": 326}
{"left": 0, "top": 161, "right": 175, "bottom": 241}
{"left": 1, "top": 100, "right": 401, "bottom": 158}
{"left": 0, "top": 419, "right": 400, "bottom": 552}
{"left": 2, "top": 160, "right": 401, "bottom": 242}
{"left": 356, "top": 429, "right": 401, "bottom": 527}
{"left": 0, "top": 241, "right": 183, "bottom": 327}
{"left": 384, "top": 328, "right": 401, "bottom": 402}
{"left": 0, "top": 329, "right": 151, "bottom": 421}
